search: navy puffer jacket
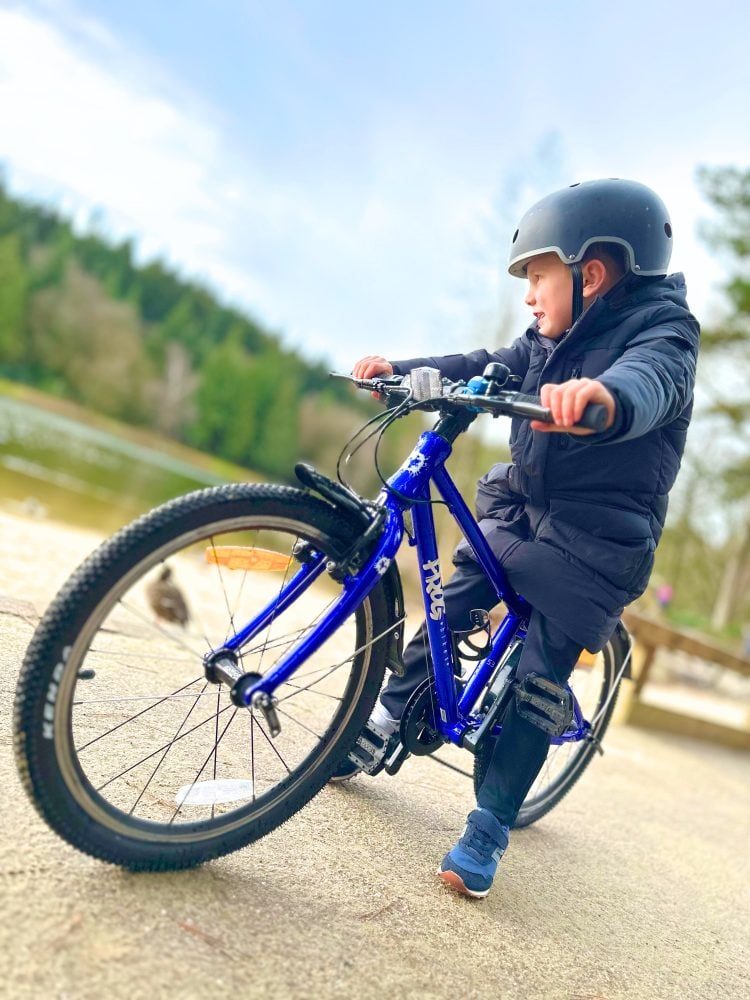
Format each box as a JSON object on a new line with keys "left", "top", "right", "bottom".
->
{"left": 392, "top": 274, "right": 700, "bottom": 648}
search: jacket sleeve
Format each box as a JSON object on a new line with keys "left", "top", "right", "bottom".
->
{"left": 595, "top": 322, "right": 699, "bottom": 442}
{"left": 391, "top": 336, "right": 531, "bottom": 383}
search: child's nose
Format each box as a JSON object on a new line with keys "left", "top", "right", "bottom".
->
{"left": 524, "top": 285, "right": 535, "bottom": 307}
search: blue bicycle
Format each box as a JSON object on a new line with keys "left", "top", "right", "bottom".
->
{"left": 14, "top": 364, "right": 631, "bottom": 869}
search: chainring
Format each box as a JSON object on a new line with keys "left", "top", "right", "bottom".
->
{"left": 400, "top": 679, "right": 444, "bottom": 755}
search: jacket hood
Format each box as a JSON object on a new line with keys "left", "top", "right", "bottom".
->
{"left": 607, "top": 271, "right": 690, "bottom": 312}
{"left": 594, "top": 272, "right": 696, "bottom": 333}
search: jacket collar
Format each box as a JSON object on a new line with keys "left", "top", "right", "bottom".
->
{"left": 523, "top": 272, "right": 691, "bottom": 354}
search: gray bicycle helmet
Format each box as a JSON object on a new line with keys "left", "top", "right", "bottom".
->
{"left": 508, "top": 178, "right": 672, "bottom": 278}
{"left": 508, "top": 178, "right": 672, "bottom": 324}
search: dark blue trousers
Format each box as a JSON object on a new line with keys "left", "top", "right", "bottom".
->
{"left": 379, "top": 560, "right": 583, "bottom": 826}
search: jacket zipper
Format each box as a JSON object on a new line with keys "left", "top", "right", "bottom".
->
{"left": 537, "top": 346, "right": 581, "bottom": 390}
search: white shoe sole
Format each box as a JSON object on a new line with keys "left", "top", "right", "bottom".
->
{"left": 436, "top": 866, "right": 490, "bottom": 899}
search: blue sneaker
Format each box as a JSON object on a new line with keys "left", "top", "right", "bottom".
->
{"left": 437, "top": 808, "right": 509, "bottom": 898}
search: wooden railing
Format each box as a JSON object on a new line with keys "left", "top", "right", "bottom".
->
{"left": 622, "top": 609, "right": 750, "bottom": 695}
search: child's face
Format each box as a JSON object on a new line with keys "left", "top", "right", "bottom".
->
{"left": 523, "top": 253, "right": 573, "bottom": 339}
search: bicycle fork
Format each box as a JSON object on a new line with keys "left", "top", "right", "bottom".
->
{"left": 203, "top": 506, "right": 405, "bottom": 733}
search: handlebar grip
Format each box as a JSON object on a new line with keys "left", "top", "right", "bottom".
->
{"left": 576, "top": 403, "right": 609, "bottom": 431}
{"left": 506, "top": 394, "right": 609, "bottom": 430}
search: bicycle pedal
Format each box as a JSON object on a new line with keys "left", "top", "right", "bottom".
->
{"left": 515, "top": 673, "right": 574, "bottom": 737}
{"left": 347, "top": 720, "right": 393, "bottom": 775}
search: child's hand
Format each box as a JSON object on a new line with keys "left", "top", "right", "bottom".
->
{"left": 531, "top": 378, "right": 615, "bottom": 435}
{"left": 352, "top": 356, "right": 394, "bottom": 380}
{"left": 352, "top": 356, "right": 394, "bottom": 398}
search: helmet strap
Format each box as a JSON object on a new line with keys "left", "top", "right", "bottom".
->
{"left": 570, "top": 263, "right": 584, "bottom": 325}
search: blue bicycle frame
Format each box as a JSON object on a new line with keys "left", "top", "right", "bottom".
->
{"left": 216, "top": 424, "right": 590, "bottom": 747}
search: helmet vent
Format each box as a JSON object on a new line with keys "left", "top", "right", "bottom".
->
{"left": 664, "top": 222, "right": 673, "bottom": 238}
{"left": 512, "top": 229, "right": 519, "bottom": 244}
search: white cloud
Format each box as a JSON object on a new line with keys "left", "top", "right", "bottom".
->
{"left": 0, "top": 3, "right": 737, "bottom": 377}
{"left": 0, "top": 8, "right": 239, "bottom": 269}
{"left": 0, "top": 6, "right": 508, "bottom": 367}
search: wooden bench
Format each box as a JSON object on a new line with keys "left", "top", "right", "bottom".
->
{"left": 622, "top": 610, "right": 750, "bottom": 694}
{"left": 620, "top": 609, "right": 750, "bottom": 748}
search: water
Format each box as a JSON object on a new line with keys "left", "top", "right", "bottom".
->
{"left": 0, "top": 392, "right": 246, "bottom": 533}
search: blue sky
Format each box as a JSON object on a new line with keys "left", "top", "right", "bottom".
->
{"left": 1, "top": 0, "right": 748, "bottom": 369}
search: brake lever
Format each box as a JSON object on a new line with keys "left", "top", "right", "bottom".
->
{"left": 329, "top": 371, "right": 404, "bottom": 391}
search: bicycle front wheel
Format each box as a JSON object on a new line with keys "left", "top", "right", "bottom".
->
{"left": 14, "top": 485, "right": 390, "bottom": 870}
{"left": 473, "top": 628, "right": 629, "bottom": 828}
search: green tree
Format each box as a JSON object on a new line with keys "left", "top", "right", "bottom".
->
{"left": 29, "top": 261, "right": 154, "bottom": 422}
{"left": 188, "top": 339, "right": 260, "bottom": 464}
{"left": 0, "top": 182, "right": 22, "bottom": 237}
{"left": 0, "top": 232, "right": 27, "bottom": 365}
{"left": 697, "top": 166, "right": 750, "bottom": 426}
{"left": 245, "top": 349, "right": 300, "bottom": 478}
{"left": 137, "top": 260, "right": 185, "bottom": 323}
{"left": 696, "top": 165, "right": 750, "bottom": 628}
{"left": 0, "top": 182, "right": 401, "bottom": 491}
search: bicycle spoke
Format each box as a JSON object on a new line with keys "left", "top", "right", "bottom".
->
{"left": 207, "top": 540, "right": 240, "bottom": 642}
{"left": 117, "top": 597, "right": 206, "bottom": 660}
{"left": 170, "top": 706, "right": 239, "bottom": 825}
{"left": 76, "top": 675, "right": 207, "bottom": 751}
{"left": 276, "top": 616, "right": 404, "bottom": 692}
{"left": 250, "top": 712, "right": 257, "bottom": 803}
{"left": 276, "top": 661, "right": 352, "bottom": 703}
{"left": 88, "top": 648, "right": 196, "bottom": 667}
{"left": 128, "top": 682, "right": 211, "bottom": 815}
{"left": 74, "top": 691, "right": 228, "bottom": 706}
{"left": 253, "top": 713, "right": 292, "bottom": 775}
{"left": 211, "top": 685, "right": 221, "bottom": 820}
{"left": 278, "top": 681, "right": 342, "bottom": 703}
{"left": 94, "top": 703, "right": 235, "bottom": 791}
{"left": 254, "top": 546, "right": 298, "bottom": 676}
{"left": 276, "top": 705, "right": 325, "bottom": 741}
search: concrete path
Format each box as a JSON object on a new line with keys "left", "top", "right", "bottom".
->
{"left": 1, "top": 512, "right": 748, "bottom": 1000}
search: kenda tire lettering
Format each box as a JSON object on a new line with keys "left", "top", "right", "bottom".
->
{"left": 42, "top": 646, "right": 71, "bottom": 739}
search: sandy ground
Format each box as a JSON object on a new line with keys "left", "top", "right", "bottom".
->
{"left": 1, "top": 509, "right": 749, "bottom": 1000}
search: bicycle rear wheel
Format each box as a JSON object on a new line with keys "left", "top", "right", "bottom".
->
{"left": 14, "top": 485, "right": 390, "bottom": 870}
{"left": 473, "top": 629, "right": 629, "bottom": 827}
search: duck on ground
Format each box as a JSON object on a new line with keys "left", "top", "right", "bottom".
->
{"left": 146, "top": 565, "right": 190, "bottom": 627}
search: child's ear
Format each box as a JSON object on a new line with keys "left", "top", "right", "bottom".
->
{"left": 581, "top": 259, "right": 608, "bottom": 297}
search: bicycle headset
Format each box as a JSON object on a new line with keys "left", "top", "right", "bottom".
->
{"left": 507, "top": 178, "right": 673, "bottom": 325}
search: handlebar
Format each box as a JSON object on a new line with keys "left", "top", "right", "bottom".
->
{"left": 331, "top": 368, "right": 609, "bottom": 432}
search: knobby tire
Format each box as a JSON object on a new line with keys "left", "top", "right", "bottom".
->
{"left": 14, "top": 485, "right": 391, "bottom": 870}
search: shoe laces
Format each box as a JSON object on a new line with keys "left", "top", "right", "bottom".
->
{"left": 461, "top": 823, "right": 502, "bottom": 861}
{"left": 461, "top": 817, "right": 506, "bottom": 863}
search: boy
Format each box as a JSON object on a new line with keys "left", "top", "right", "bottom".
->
{"left": 334, "top": 179, "right": 700, "bottom": 899}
